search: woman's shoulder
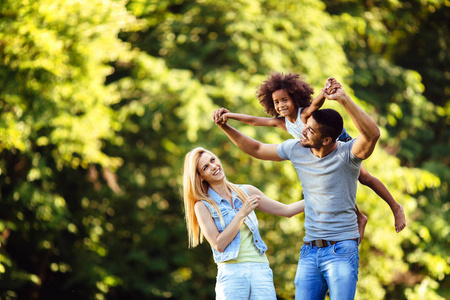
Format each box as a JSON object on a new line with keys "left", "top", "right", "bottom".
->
{"left": 239, "top": 184, "right": 260, "bottom": 195}
{"left": 194, "top": 200, "right": 208, "bottom": 209}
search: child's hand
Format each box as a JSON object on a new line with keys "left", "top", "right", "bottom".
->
{"left": 322, "top": 86, "right": 346, "bottom": 101}
{"left": 323, "top": 77, "right": 342, "bottom": 95}
{"left": 220, "top": 113, "right": 231, "bottom": 124}
{"left": 212, "top": 108, "right": 230, "bottom": 125}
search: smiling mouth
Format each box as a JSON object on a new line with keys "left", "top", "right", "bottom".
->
{"left": 213, "top": 169, "right": 221, "bottom": 176}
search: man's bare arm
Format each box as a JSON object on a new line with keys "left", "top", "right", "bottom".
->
{"left": 212, "top": 108, "right": 283, "bottom": 161}
{"left": 324, "top": 88, "right": 380, "bottom": 159}
{"left": 219, "top": 123, "right": 283, "bottom": 161}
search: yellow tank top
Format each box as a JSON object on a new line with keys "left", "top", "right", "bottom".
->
{"left": 220, "top": 223, "right": 269, "bottom": 264}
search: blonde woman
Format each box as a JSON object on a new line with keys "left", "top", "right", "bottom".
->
{"left": 183, "top": 147, "right": 305, "bottom": 300}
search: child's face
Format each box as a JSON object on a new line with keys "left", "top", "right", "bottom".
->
{"left": 272, "top": 89, "right": 296, "bottom": 118}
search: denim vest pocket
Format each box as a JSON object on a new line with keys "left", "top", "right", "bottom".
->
{"left": 204, "top": 185, "right": 268, "bottom": 263}
{"left": 210, "top": 208, "right": 232, "bottom": 232}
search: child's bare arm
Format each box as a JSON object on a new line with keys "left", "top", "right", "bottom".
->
{"left": 300, "top": 77, "right": 342, "bottom": 124}
{"left": 300, "top": 91, "right": 326, "bottom": 124}
{"left": 221, "top": 112, "right": 286, "bottom": 129}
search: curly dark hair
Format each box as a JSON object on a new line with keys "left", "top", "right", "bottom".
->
{"left": 311, "top": 109, "right": 343, "bottom": 142}
{"left": 256, "top": 72, "right": 314, "bottom": 117}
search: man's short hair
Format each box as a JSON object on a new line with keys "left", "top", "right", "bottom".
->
{"left": 311, "top": 109, "right": 343, "bottom": 142}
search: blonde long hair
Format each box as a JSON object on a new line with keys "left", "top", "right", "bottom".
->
{"left": 182, "top": 147, "right": 248, "bottom": 248}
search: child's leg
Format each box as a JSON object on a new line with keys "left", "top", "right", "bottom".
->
{"left": 358, "top": 164, "right": 406, "bottom": 232}
{"left": 355, "top": 204, "right": 367, "bottom": 244}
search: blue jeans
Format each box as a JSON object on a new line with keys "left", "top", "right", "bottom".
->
{"left": 338, "top": 127, "right": 353, "bottom": 142}
{"left": 295, "top": 240, "right": 359, "bottom": 300}
{"left": 216, "top": 262, "right": 276, "bottom": 300}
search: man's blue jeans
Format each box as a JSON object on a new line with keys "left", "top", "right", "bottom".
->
{"left": 295, "top": 240, "right": 359, "bottom": 300}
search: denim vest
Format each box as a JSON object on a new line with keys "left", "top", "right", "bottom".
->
{"left": 202, "top": 185, "right": 268, "bottom": 263}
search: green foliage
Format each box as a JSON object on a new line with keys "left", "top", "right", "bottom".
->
{"left": 0, "top": 0, "right": 140, "bottom": 298}
{"left": 125, "top": 0, "right": 351, "bottom": 87}
{"left": 0, "top": 0, "right": 448, "bottom": 299}
{"left": 0, "top": 0, "right": 135, "bottom": 168}
{"left": 324, "top": 0, "right": 449, "bottom": 167}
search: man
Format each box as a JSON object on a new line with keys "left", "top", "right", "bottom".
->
{"left": 212, "top": 86, "right": 380, "bottom": 300}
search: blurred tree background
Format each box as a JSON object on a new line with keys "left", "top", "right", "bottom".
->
{"left": 0, "top": 0, "right": 448, "bottom": 299}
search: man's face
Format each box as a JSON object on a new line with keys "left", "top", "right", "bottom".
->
{"left": 300, "top": 117, "right": 324, "bottom": 148}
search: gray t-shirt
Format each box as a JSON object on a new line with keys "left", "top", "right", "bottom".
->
{"left": 277, "top": 139, "right": 362, "bottom": 242}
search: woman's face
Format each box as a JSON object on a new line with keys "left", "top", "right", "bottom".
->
{"left": 197, "top": 152, "right": 224, "bottom": 184}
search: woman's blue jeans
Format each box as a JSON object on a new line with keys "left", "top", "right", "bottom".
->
{"left": 215, "top": 262, "right": 276, "bottom": 300}
{"left": 295, "top": 240, "right": 359, "bottom": 300}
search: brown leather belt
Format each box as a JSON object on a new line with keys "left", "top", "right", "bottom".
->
{"left": 304, "top": 238, "right": 358, "bottom": 248}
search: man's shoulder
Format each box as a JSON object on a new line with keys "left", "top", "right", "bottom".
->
{"left": 278, "top": 139, "right": 305, "bottom": 159}
{"left": 337, "top": 139, "right": 356, "bottom": 151}
{"left": 280, "top": 138, "right": 302, "bottom": 150}
{"left": 336, "top": 139, "right": 363, "bottom": 164}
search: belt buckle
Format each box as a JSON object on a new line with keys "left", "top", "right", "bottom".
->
{"left": 315, "top": 240, "right": 324, "bottom": 247}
